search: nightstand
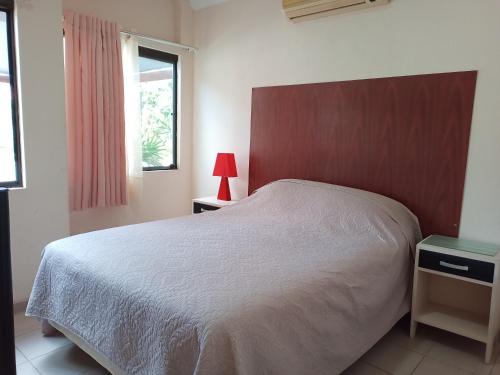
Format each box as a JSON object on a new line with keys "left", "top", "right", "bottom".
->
{"left": 410, "top": 235, "right": 500, "bottom": 363}
{"left": 192, "top": 196, "right": 238, "bottom": 214}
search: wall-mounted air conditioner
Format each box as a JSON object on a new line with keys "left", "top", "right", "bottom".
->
{"left": 283, "top": 0, "right": 389, "bottom": 22}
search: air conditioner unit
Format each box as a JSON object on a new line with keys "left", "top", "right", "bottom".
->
{"left": 283, "top": 0, "right": 389, "bottom": 22}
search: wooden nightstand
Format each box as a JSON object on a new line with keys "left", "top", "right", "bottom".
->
{"left": 411, "top": 235, "right": 500, "bottom": 363}
{"left": 192, "top": 196, "right": 238, "bottom": 214}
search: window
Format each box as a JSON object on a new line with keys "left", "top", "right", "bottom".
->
{"left": 0, "top": 0, "right": 21, "bottom": 187}
{"left": 138, "top": 47, "right": 178, "bottom": 171}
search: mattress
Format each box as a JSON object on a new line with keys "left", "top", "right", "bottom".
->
{"left": 27, "top": 179, "right": 421, "bottom": 374}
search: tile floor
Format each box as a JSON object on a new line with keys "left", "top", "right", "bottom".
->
{"left": 13, "top": 312, "right": 500, "bottom": 374}
{"left": 14, "top": 312, "right": 109, "bottom": 374}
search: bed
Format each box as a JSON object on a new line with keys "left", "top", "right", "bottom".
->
{"left": 27, "top": 180, "right": 421, "bottom": 374}
{"left": 27, "top": 71, "right": 477, "bottom": 374}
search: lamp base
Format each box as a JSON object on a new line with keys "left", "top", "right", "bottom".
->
{"left": 217, "top": 177, "right": 231, "bottom": 201}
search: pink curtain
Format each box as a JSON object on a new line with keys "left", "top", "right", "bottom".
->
{"left": 64, "top": 11, "right": 127, "bottom": 211}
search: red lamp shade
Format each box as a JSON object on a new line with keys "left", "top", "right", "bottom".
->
{"left": 213, "top": 153, "right": 238, "bottom": 178}
{"left": 213, "top": 153, "right": 237, "bottom": 201}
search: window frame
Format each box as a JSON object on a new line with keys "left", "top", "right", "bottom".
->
{"left": 138, "top": 46, "right": 178, "bottom": 172}
{"left": 0, "top": 0, "right": 22, "bottom": 188}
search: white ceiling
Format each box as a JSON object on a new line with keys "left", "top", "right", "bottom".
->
{"left": 189, "top": 0, "right": 232, "bottom": 10}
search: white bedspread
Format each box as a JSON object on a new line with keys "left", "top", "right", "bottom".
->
{"left": 27, "top": 179, "right": 421, "bottom": 375}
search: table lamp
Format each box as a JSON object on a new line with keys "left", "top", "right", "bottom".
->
{"left": 213, "top": 153, "right": 238, "bottom": 201}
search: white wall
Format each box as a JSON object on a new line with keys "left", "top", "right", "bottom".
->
{"left": 10, "top": 0, "right": 70, "bottom": 303}
{"left": 193, "top": 0, "right": 500, "bottom": 244}
{"left": 64, "top": 0, "right": 195, "bottom": 234}
{"left": 63, "top": 0, "right": 178, "bottom": 42}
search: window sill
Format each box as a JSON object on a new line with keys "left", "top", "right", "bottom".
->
{"left": 143, "top": 168, "right": 179, "bottom": 173}
{"left": 0, "top": 185, "right": 26, "bottom": 192}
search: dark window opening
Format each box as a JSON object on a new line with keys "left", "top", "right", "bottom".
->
{"left": 0, "top": 0, "right": 22, "bottom": 187}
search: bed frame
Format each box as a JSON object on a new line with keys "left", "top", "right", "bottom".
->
{"left": 249, "top": 71, "right": 477, "bottom": 237}
{"left": 48, "top": 320, "right": 123, "bottom": 374}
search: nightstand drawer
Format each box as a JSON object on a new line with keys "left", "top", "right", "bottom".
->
{"left": 193, "top": 202, "right": 219, "bottom": 214}
{"left": 419, "top": 250, "right": 495, "bottom": 283}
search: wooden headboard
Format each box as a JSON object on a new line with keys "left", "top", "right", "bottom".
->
{"left": 249, "top": 71, "right": 477, "bottom": 237}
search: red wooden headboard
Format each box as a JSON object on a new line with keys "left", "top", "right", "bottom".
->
{"left": 249, "top": 71, "right": 477, "bottom": 237}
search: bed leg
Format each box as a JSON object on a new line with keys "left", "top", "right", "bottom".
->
{"left": 410, "top": 321, "right": 417, "bottom": 338}
{"left": 485, "top": 341, "right": 494, "bottom": 364}
{"left": 41, "top": 319, "right": 59, "bottom": 336}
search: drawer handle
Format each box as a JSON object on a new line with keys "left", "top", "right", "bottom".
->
{"left": 439, "top": 261, "right": 469, "bottom": 272}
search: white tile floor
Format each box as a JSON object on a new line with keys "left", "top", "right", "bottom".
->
{"left": 13, "top": 312, "right": 500, "bottom": 374}
{"left": 15, "top": 312, "right": 109, "bottom": 374}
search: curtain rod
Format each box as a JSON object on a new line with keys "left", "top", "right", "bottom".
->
{"left": 121, "top": 30, "right": 198, "bottom": 53}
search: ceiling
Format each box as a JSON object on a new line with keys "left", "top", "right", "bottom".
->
{"left": 189, "top": 0, "right": 231, "bottom": 10}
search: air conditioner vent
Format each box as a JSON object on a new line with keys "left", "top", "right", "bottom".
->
{"left": 283, "top": 0, "right": 389, "bottom": 22}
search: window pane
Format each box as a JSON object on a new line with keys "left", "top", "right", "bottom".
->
{"left": 0, "top": 10, "right": 17, "bottom": 185}
{"left": 139, "top": 53, "right": 175, "bottom": 169}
